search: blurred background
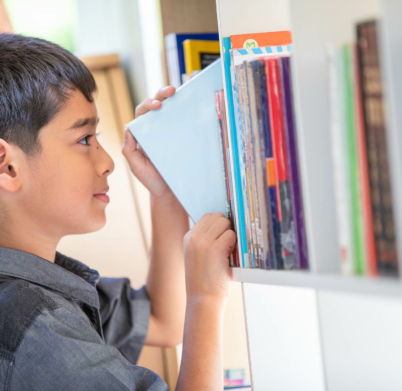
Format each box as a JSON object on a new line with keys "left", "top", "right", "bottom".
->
{"left": 1, "top": 0, "right": 250, "bottom": 389}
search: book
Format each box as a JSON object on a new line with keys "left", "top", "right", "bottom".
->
{"left": 328, "top": 45, "right": 355, "bottom": 275}
{"left": 257, "top": 59, "right": 283, "bottom": 269}
{"left": 165, "top": 32, "right": 219, "bottom": 88}
{"left": 230, "top": 31, "right": 292, "bottom": 50}
{"left": 357, "top": 20, "right": 399, "bottom": 276}
{"left": 266, "top": 57, "right": 297, "bottom": 269}
{"left": 246, "top": 61, "right": 272, "bottom": 269}
{"left": 126, "top": 59, "right": 229, "bottom": 224}
{"left": 183, "top": 39, "right": 220, "bottom": 74}
{"left": 344, "top": 43, "right": 366, "bottom": 275}
{"left": 352, "top": 42, "right": 377, "bottom": 276}
{"left": 279, "top": 56, "right": 309, "bottom": 269}
{"left": 223, "top": 36, "right": 248, "bottom": 268}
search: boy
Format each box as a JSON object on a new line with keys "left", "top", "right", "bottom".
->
{"left": 0, "top": 34, "right": 236, "bottom": 390}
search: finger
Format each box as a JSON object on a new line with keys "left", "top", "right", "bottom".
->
{"left": 122, "top": 129, "right": 138, "bottom": 155}
{"left": 218, "top": 229, "right": 237, "bottom": 253}
{"left": 153, "top": 86, "right": 176, "bottom": 102}
{"left": 205, "top": 216, "right": 232, "bottom": 240}
{"left": 192, "top": 213, "right": 215, "bottom": 235}
{"left": 135, "top": 98, "right": 162, "bottom": 118}
{"left": 197, "top": 212, "right": 226, "bottom": 236}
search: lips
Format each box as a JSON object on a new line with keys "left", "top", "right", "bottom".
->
{"left": 94, "top": 186, "right": 110, "bottom": 203}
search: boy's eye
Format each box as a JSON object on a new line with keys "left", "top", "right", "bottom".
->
{"left": 78, "top": 135, "right": 92, "bottom": 146}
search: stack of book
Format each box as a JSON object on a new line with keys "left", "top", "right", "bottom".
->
{"left": 328, "top": 20, "right": 399, "bottom": 277}
{"left": 165, "top": 32, "right": 220, "bottom": 87}
{"left": 219, "top": 31, "right": 309, "bottom": 270}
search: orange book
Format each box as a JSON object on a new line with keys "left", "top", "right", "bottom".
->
{"left": 353, "top": 43, "right": 377, "bottom": 276}
{"left": 230, "top": 30, "right": 292, "bottom": 49}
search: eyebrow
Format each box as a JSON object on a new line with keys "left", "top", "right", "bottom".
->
{"left": 65, "top": 117, "right": 100, "bottom": 131}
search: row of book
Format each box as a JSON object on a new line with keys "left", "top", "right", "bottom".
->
{"left": 328, "top": 20, "right": 399, "bottom": 277}
{"left": 218, "top": 31, "right": 309, "bottom": 270}
{"left": 165, "top": 32, "right": 220, "bottom": 87}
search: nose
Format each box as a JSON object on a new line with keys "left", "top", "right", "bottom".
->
{"left": 96, "top": 143, "right": 115, "bottom": 178}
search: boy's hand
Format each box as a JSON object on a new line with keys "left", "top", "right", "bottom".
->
{"left": 122, "top": 86, "right": 176, "bottom": 198}
{"left": 183, "top": 213, "right": 237, "bottom": 304}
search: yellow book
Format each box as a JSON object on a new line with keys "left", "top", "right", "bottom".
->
{"left": 183, "top": 39, "right": 220, "bottom": 74}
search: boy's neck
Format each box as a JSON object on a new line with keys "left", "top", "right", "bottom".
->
{"left": 0, "top": 223, "right": 58, "bottom": 263}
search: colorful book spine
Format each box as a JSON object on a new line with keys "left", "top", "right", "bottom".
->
{"left": 220, "top": 88, "right": 240, "bottom": 267}
{"left": 222, "top": 37, "right": 247, "bottom": 267}
{"left": 183, "top": 39, "right": 220, "bottom": 74}
{"left": 249, "top": 60, "right": 275, "bottom": 268}
{"left": 257, "top": 60, "right": 282, "bottom": 269}
{"left": 266, "top": 58, "right": 297, "bottom": 269}
{"left": 352, "top": 43, "right": 377, "bottom": 276}
{"left": 344, "top": 44, "right": 366, "bottom": 275}
{"left": 356, "top": 21, "right": 399, "bottom": 276}
{"left": 328, "top": 45, "right": 355, "bottom": 275}
{"left": 279, "top": 56, "right": 309, "bottom": 269}
{"left": 236, "top": 63, "right": 259, "bottom": 268}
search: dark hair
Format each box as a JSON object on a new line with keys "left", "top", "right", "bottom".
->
{"left": 0, "top": 34, "right": 97, "bottom": 156}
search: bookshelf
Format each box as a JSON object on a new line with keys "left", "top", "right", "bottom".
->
{"left": 214, "top": 0, "right": 402, "bottom": 389}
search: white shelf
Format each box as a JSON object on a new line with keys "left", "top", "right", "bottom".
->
{"left": 232, "top": 268, "right": 402, "bottom": 297}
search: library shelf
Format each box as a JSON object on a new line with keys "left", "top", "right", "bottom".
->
{"left": 232, "top": 268, "right": 402, "bottom": 298}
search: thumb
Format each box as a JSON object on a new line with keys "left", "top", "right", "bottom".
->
{"left": 122, "top": 128, "right": 138, "bottom": 154}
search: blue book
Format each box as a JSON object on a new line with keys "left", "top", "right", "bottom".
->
{"left": 223, "top": 37, "right": 248, "bottom": 268}
{"left": 126, "top": 59, "right": 228, "bottom": 223}
{"left": 165, "top": 32, "right": 219, "bottom": 88}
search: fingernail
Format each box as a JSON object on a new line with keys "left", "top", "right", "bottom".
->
{"left": 162, "top": 86, "right": 169, "bottom": 90}
{"left": 152, "top": 99, "right": 159, "bottom": 104}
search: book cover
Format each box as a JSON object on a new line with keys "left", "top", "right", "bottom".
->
{"left": 328, "top": 45, "right": 355, "bottom": 275}
{"left": 266, "top": 57, "right": 296, "bottom": 269}
{"left": 165, "top": 32, "right": 219, "bottom": 88}
{"left": 352, "top": 42, "right": 377, "bottom": 276}
{"left": 246, "top": 61, "right": 272, "bottom": 269}
{"left": 357, "top": 20, "right": 399, "bottom": 276}
{"left": 126, "top": 59, "right": 228, "bottom": 224}
{"left": 344, "top": 44, "right": 366, "bottom": 275}
{"left": 230, "top": 30, "right": 292, "bottom": 50}
{"left": 257, "top": 59, "right": 282, "bottom": 269}
{"left": 183, "top": 39, "right": 220, "bottom": 74}
{"left": 279, "top": 56, "right": 309, "bottom": 269}
{"left": 222, "top": 36, "right": 248, "bottom": 267}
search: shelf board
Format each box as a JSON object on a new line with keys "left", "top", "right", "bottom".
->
{"left": 232, "top": 268, "right": 402, "bottom": 297}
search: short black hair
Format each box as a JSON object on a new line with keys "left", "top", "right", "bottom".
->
{"left": 0, "top": 34, "right": 97, "bottom": 156}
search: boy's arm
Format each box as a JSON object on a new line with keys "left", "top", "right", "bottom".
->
{"left": 145, "top": 191, "right": 188, "bottom": 347}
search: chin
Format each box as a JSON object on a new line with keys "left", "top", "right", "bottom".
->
{"left": 73, "top": 213, "right": 107, "bottom": 234}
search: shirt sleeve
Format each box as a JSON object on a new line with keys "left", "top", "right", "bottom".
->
{"left": 96, "top": 277, "right": 151, "bottom": 365}
{"left": 11, "top": 305, "right": 168, "bottom": 391}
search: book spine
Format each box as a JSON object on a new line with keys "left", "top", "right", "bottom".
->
{"left": 237, "top": 63, "right": 259, "bottom": 268}
{"left": 352, "top": 43, "right": 377, "bottom": 276}
{"left": 251, "top": 61, "right": 275, "bottom": 268}
{"left": 258, "top": 60, "right": 282, "bottom": 269}
{"left": 216, "top": 90, "right": 235, "bottom": 267}
{"left": 222, "top": 37, "right": 247, "bottom": 267}
{"left": 266, "top": 58, "right": 297, "bottom": 269}
{"left": 246, "top": 61, "right": 271, "bottom": 269}
{"left": 279, "top": 56, "right": 309, "bottom": 269}
{"left": 357, "top": 21, "right": 399, "bottom": 276}
{"left": 329, "top": 46, "right": 355, "bottom": 275}
{"left": 233, "top": 55, "right": 253, "bottom": 267}
{"left": 221, "top": 88, "right": 239, "bottom": 267}
{"left": 344, "top": 44, "right": 366, "bottom": 275}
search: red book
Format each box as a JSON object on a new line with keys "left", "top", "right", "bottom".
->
{"left": 265, "top": 57, "right": 296, "bottom": 269}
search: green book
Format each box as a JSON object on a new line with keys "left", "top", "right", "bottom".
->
{"left": 343, "top": 44, "right": 366, "bottom": 275}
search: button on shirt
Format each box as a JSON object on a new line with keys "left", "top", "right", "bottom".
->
{"left": 0, "top": 246, "right": 169, "bottom": 390}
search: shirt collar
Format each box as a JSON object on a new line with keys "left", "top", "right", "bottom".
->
{"left": 0, "top": 246, "right": 100, "bottom": 309}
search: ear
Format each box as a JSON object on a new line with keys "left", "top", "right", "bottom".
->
{"left": 0, "top": 139, "right": 22, "bottom": 193}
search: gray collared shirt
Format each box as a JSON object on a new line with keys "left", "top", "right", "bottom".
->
{"left": 0, "top": 246, "right": 169, "bottom": 390}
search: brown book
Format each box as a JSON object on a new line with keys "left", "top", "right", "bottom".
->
{"left": 356, "top": 20, "right": 399, "bottom": 276}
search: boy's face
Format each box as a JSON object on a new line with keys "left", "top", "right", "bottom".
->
{"left": 10, "top": 89, "right": 115, "bottom": 239}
